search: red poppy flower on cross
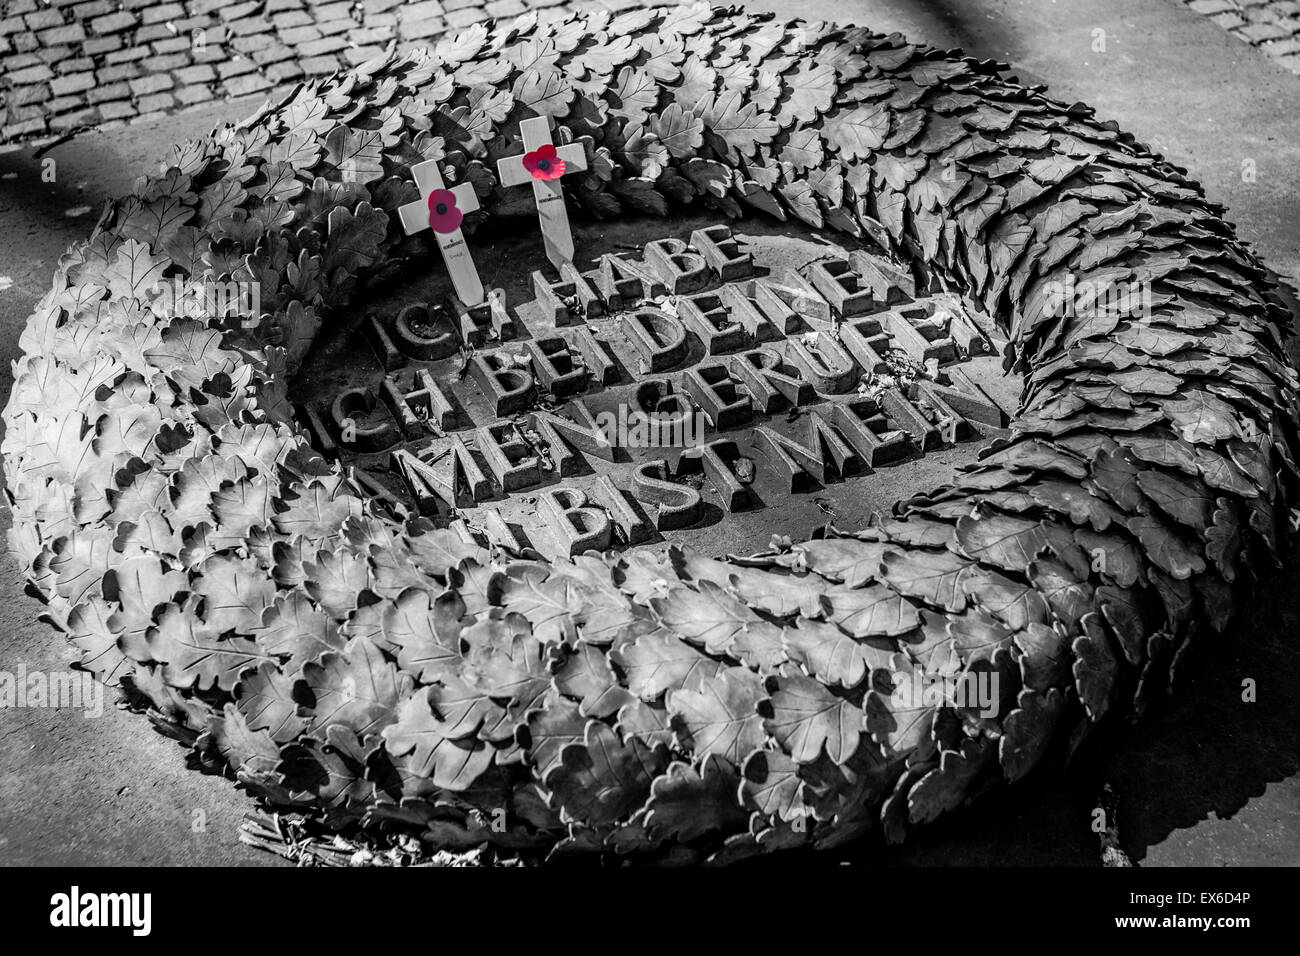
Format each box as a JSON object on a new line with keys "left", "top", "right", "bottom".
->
{"left": 426, "top": 189, "right": 463, "bottom": 233}
{"left": 522, "top": 143, "right": 566, "bottom": 181}
{"left": 497, "top": 116, "right": 588, "bottom": 269}
{"left": 397, "top": 159, "right": 485, "bottom": 306}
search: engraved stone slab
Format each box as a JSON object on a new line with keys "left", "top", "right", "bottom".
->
{"left": 292, "top": 217, "right": 1015, "bottom": 562}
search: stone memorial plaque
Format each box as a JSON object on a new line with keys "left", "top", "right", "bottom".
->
{"left": 292, "top": 216, "right": 1017, "bottom": 561}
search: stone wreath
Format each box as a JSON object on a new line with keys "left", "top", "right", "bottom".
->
{"left": 4, "top": 3, "right": 1296, "bottom": 863}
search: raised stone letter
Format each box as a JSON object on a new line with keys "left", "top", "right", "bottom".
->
{"left": 645, "top": 237, "right": 710, "bottom": 294}
{"left": 477, "top": 421, "right": 541, "bottom": 492}
{"left": 331, "top": 387, "right": 399, "bottom": 452}
{"left": 624, "top": 308, "right": 689, "bottom": 373}
{"left": 785, "top": 332, "right": 859, "bottom": 394}
{"left": 527, "top": 336, "right": 588, "bottom": 399}
{"left": 690, "top": 225, "right": 754, "bottom": 280}
{"left": 805, "top": 258, "right": 875, "bottom": 317}
{"left": 539, "top": 488, "right": 612, "bottom": 556}
{"left": 382, "top": 367, "right": 455, "bottom": 437}
{"left": 678, "top": 290, "right": 747, "bottom": 355}
{"left": 684, "top": 363, "right": 751, "bottom": 429}
{"left": 470, "top": 351, "right": 535, "bottom": 416}
{"left": 631, "top": 459, "right": 702, "bottom": 530}
{"left": 729, "top": 348, "right": 814, "bottom": 412}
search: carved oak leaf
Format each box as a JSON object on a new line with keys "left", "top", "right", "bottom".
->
{"left": 734, "top": 176, "right": 784, "bottom": 219}
{"left": 619, "top": 123, "right": 669, "bottom": 178}
{"left": 196, "top": 552, "right": 275, "bottom": 634}
{"left": 610, "top": 629, "right": 726, "bottom": 702}
{"left": 493, "top": 565, "right": 582, "bottom": 645}
{"left": 202, "top": 702, "right": 282, "bottom": 779}
{"left": 739, "top": 749, "right": 803, "bottom": 820}
{"left": 764, "top": 672, "right": 863, "bottom": 765}
{"left": 323, "top": 201, "right": 388, "bottom": 274}
{"left": 524, "top": 694, "right": 585, "bottom": 775}
{"left": 789, "top": 537, "right": 889, "bottom": 587}
{"left": 575, "top": 34, "right": 639, "bottom": 77}
{"left": 382, "top": 686, "right": 493, "bottom": 790}
{"left": 775, "top": 59, "right": 837, "bottom": 128}
{"left": 647, "top": 102, "right": 704, "bottom": 160}
{"left": 298, "top": 635, "right": 411, "bottom": 737}
{"left": 999, "top": 687, "right": 1065, "bottom": 781}
{"left": 1124, "top": 512, "right": 1206, "bottom": 581}
{"left": 323, "top": 126, "right": 385, "bottom": 185}
{"left": 512, "top": 68, "right": 575, "bottom": 119}
{"left": 696, "top": 88, "right": 780, "bottom": 161}
{"left": 147, "top": 599, "right": 271, "bottom": 691}
{"left": 274, "top": 481, "right": 363, "bottom": 540}
{"left": 1164, "top": 391, "right": 1242, "bottom": 444}
{"left": 434, "top": 21, "right": 489, "bottom": 67}
{"left": 553, "top": 643, "right": 634, "bottom": 719}
{"left": 507, "top": 37, "right": 560, "bottom": 75}
{"left": 824, "top": 104, "right": 890, "bottom": 160}
{"left": 666, "top": 667, "right": 767, "bottom": 765}
{"left": 1072, "top": 613, "right": 1120, "bottom": 721}
{"left": 609, "top": 65, "right": 660, "bottom": 125}
{"left": 237, "top": 661, "right": 308, "bottom": 742}
{"left": 117, "top": 195, "right": 194, "bottom": 251}
{"left": 251, "top": 590, "right": 341, "bottom": 675}
{"left": 68, "top": 598, "right": 131, "bottom": 684}
{"left": 778, "top": 178, "right": 822, "bottom": 227}
{"left": 652, "top": 580, "right": 761, "bottom": 655}
{"left": 878, "top": 547, "right": 985, "bottom": 613}
{"left": 644, "top": 756, "right": 747, "bottom": 842}
{"left": 781, "top": 620, "right": 892, "bottom": 690}
{"left": 544, "top": 720, "right": 666, "bottom": 827}
{"left": 640, "top": 34, "right": 686, "bottom": 81}
{"left": 279, "top": 724, "right": 375, "bottom": 807}
{"left": 380, "top": 587, "right": 464, "bottom": 684}
{"left": 673, "top": 54, "right": 718, "bottom": 112}
{"left": 102, "top": 239, "right": 168, "bottom": 301}
{"left": 907, "top": 737, "right": 992, "bottom": 824}
{"left": 460, "top": 614, "right": 547, "bottom": 698}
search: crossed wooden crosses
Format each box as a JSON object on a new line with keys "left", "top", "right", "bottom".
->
{"left": 397, "top": 115, "right": 588, "bottom": 306}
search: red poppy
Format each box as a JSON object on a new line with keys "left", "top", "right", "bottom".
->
{"left": 426, "top": 189, "right": 463, "bottom": 234}
{"left": 522, "top": 143, "right": 566, "bottom": 181}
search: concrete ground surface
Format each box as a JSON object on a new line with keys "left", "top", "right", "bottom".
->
{"left": 1, "top": 0, "right": 1298, "bottom": 866}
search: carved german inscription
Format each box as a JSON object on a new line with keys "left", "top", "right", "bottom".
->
{"left": 294, "top": 225, "right": 1011, "bottom": 560}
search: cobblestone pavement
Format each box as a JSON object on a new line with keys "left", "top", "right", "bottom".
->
{"left": 0, "top": 0, "right": 664, "bottom": 144}
{"left": 1182, "top": 0, "right": 1300, "bottom": 72}
{"left": 7, "top": 0, "right": 1300, "bottom": 145}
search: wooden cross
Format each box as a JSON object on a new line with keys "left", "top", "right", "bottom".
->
{"left": 496, "top": 116, "right": 588, "bottom": 269}
{"left": 397, "top": 159, "right": 485, "bottom": 306}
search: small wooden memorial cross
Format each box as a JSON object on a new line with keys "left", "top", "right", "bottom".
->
{"left": 496, "top": 116, "right": 588, "bottom": 269}
{"left": 397, "top": 159, "right": 485, "bottom": 306}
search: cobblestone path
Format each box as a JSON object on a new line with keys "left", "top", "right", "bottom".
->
{"left": 0, "top": 0, "right": 658, "bottom": 144}
{"left": 4, "top": 2, "right": 1300, "bottom": 147}
{"left": 1181, "top": 0, "right": 1300, "bottom": 72}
